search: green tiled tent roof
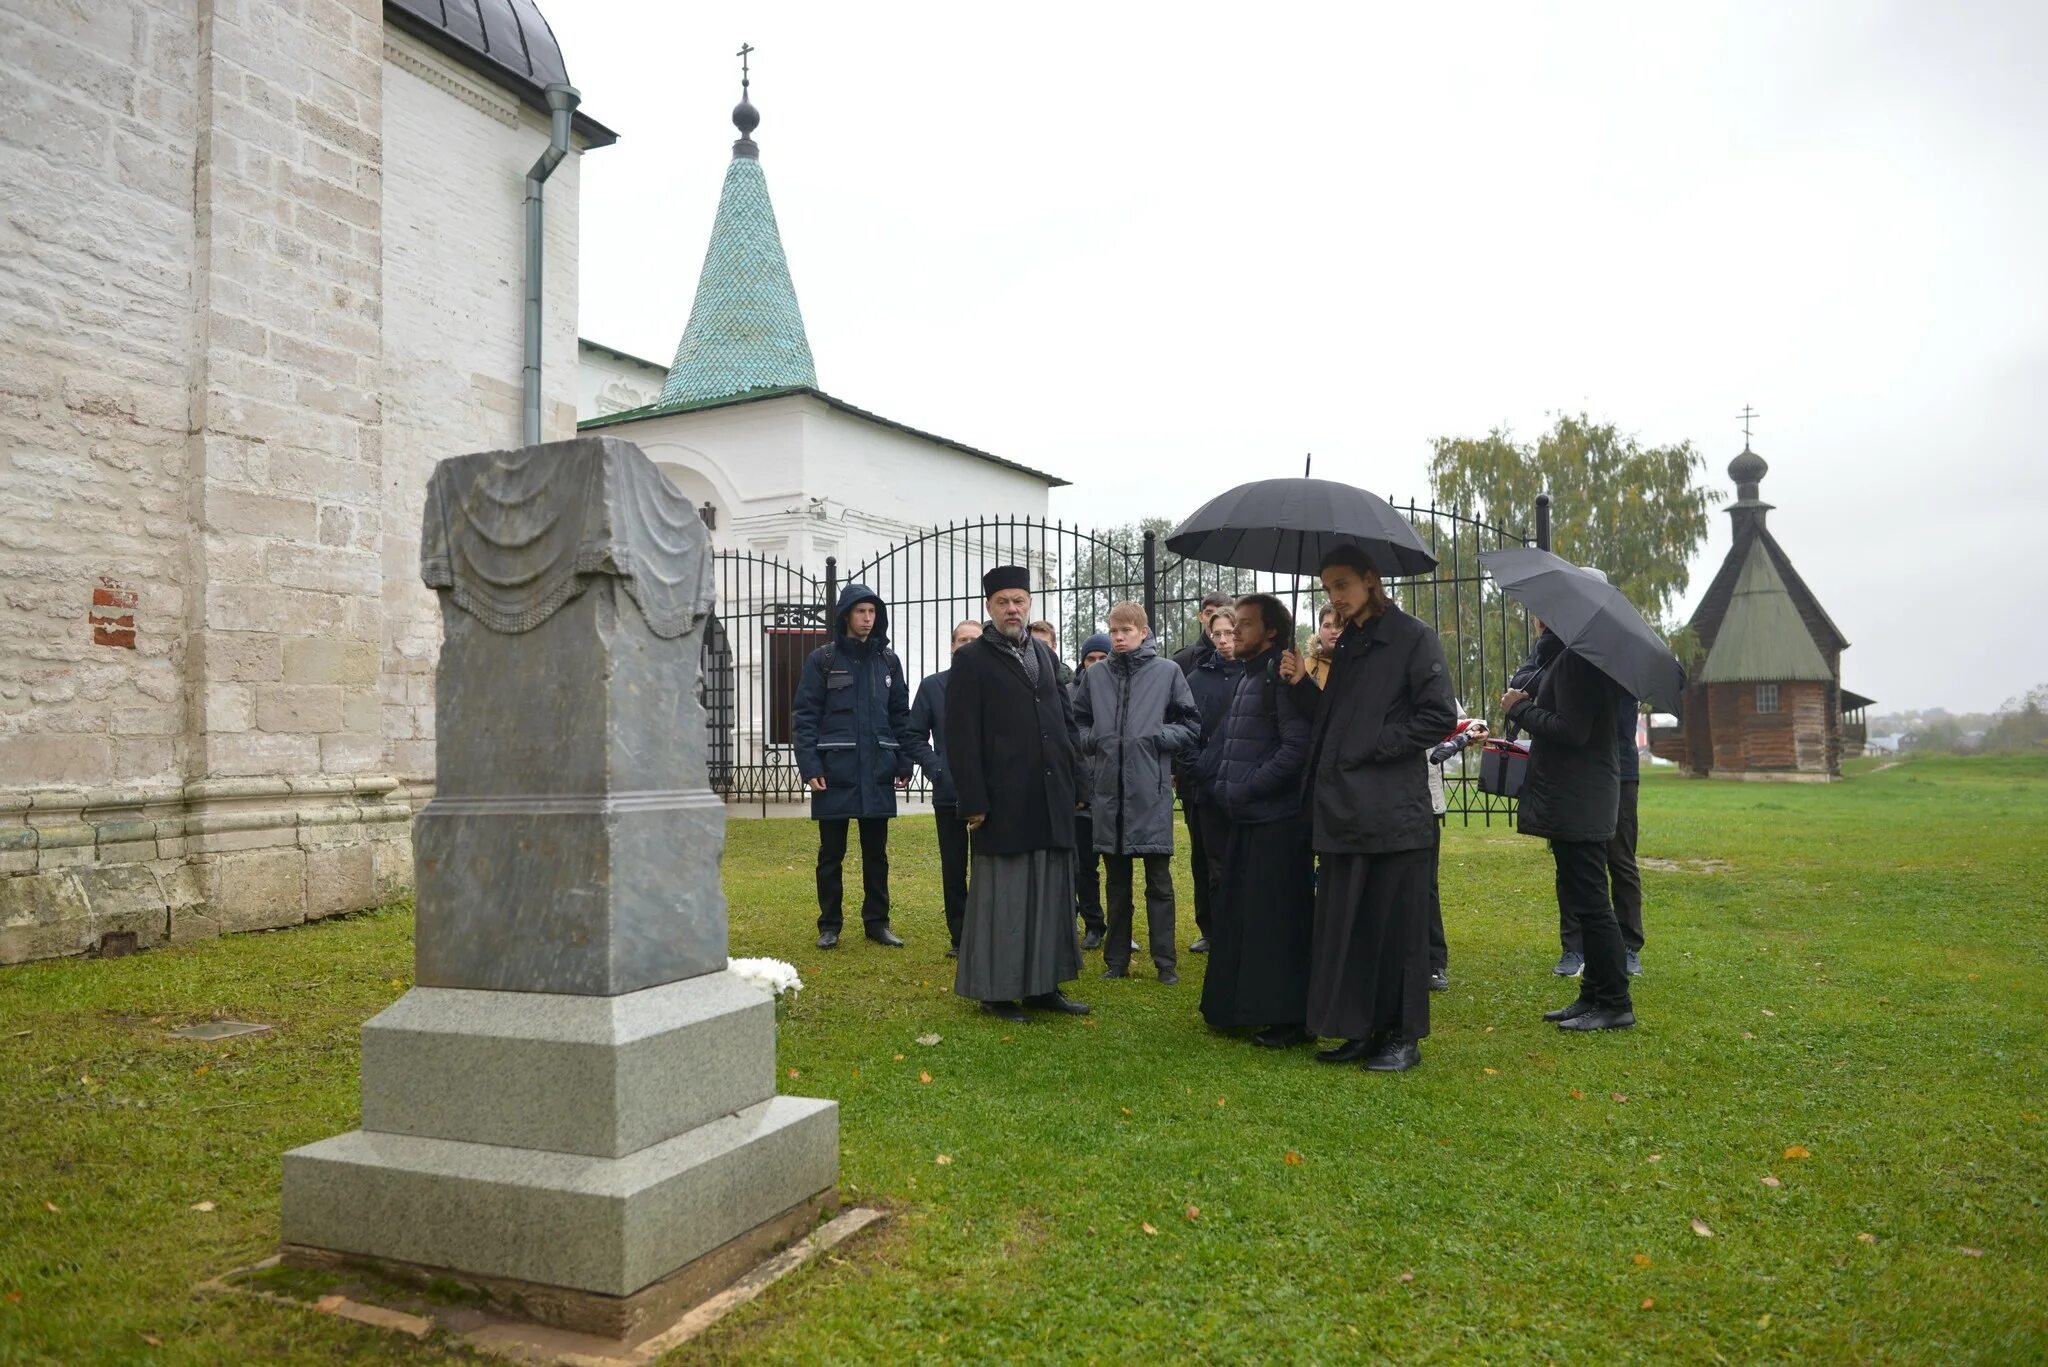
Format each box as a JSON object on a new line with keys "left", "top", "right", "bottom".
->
{"left": 659, "top": 152, "right": 816, "bottom": 406}
{"left": 1698, "top": 539, "right": 1834, "bottom": 684}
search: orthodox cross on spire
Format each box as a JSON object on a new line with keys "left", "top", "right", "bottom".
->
{"left": 736, "top": 42, "right": 753, "bottom": 92}
{"left": 1736, "top": 404, "right": 1759, "bottom": 447}
{"left": 730, "top": 42, "right": 761, "bottom": 157}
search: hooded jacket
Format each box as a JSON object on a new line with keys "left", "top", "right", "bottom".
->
{"left": 791, "top": 583, "right": 915, "bottom": 821}
{"left": 1073, "top": 638, "right": 1202, "bottom": 854}
{"left": 1174, "top": 636, "right": 1245, "bottom": 796}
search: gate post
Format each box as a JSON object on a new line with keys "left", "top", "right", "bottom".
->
{"left": 1141, "top": 530, "right": 1158, "bottom": 628}
{"left": 824, "top": 555, "right": 838, "bottom": 608}
{"left": 1534, "top": 493, "right": 1552, "bottom": 551}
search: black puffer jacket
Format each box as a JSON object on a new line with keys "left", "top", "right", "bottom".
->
{"left": 1173, "top": 638, "right": 1243, "bottom": 793}
{"left": 1509, "top": 645, "right": 1621, "bottom": 843}
{"left": 1197, "top": 648, "right": 1309, "bottom": 824}
{"left": 1291, "top": 606, "right": 1458, "bottom": 855}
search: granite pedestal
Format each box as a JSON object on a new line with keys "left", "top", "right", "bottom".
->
{"left": 281, "top": 437, "right": 839, "bottom": 1317}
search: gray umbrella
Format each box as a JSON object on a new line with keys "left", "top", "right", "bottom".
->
{"left": 1165, "top": 477, "right": 1438, "bottom": 577}
{"left": 1478, "top": 547, "right": 1686, "bottom": 712}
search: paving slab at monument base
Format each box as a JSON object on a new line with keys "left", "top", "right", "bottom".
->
{"left": 208, "top": 1204, "right": 886, "bottom": 1365}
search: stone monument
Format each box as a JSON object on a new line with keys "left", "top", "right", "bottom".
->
{"left": 281, "top": 436, "right": 837, "bottom": 1338}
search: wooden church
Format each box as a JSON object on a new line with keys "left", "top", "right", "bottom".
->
{"left": 1650, "top": 441, "right": 1871, "bottom": 779}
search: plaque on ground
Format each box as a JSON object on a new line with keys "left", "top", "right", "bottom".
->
{"left": 169, "top": 1021, "right": 271, "bottom": 1041}
{"left": 280, "top": 437, "right": 839, "bottom": 1337}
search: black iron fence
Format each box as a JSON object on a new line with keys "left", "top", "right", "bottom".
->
{"left": 700, "top": 502, "right": 1543, "bottom": 822}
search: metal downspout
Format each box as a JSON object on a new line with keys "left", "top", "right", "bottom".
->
{"left": 523, "top": 84, "right": 580, "bottom": 447}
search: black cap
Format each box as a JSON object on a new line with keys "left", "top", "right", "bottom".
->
{"left": 982, "top": 565, "right": 1030, "bottom": 596}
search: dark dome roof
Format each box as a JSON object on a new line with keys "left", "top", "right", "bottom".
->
{"left": 384, "top": 0, "right": 617, "bottom": 145}
{"left": 1728, "top": 445, "right": 1769, "bottom": 487}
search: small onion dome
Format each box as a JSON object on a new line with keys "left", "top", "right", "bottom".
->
{"left": 1729, "top": 445, "right": 1768, "bottom": 498}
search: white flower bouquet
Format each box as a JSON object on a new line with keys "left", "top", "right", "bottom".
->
{"left": 727, "top": 957, "right": 804, "bottom": 1022}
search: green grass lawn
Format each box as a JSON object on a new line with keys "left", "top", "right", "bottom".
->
{"left": 2, "top": 754, "right": 2044, "bottom": 1364}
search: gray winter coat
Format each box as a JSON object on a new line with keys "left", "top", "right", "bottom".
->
{"left": 1073, "top": 640, "right": 1201, "bottom": 855}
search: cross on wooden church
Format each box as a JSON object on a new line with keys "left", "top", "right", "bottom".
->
{"left": 1736, "top": 404, "right": 1759, "bottom": 445}
{"left": 737, "top": 42, "right": 753, "bottom": 89}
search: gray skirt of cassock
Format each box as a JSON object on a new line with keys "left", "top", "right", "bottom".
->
{"left": 954, "top": 849, "right": 1083, "bottom": 1002}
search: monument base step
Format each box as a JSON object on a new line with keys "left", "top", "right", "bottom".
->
{"left": 282, "top": 1095, "right": 837, "bottom": 1297}
{"left": 280, "top": 1188, "right": 842, "bottom": 1344}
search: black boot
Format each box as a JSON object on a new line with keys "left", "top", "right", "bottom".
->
{"left": 1557, "top": 1006, "right": 1636, "bottom": 1032}
{"left": 1363, "top": 1038, "right": 1422, "bottom": 1072}
{"left": 1543, "top": 999, "right": 1595, "bottom": 1022}
{"left": 1024, "top": 990, "right": 1091, "bottom": 1016}
{"left": 1252, "top": 1024, "right": 1314, "bottom": 1049}
{"left": 816, "top": 929, "right": 840, "bottom": 949}
{"left": 866, "top": 924, "right": 905, "bottom": 948}
{"left": 1315, "top": 1037, "right": 1376, "bottom": 1064}
{"left": 980, "top": 1000, "right": 1030, "bottom": 1023}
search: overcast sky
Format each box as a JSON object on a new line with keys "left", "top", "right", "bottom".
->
{"left": 554, "top": 1, "right": 2045, "bottom": 715}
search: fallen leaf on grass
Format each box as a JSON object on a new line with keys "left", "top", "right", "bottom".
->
{"left": 919, "top": 1071, "right": 933, "bottom": 1085}
{"left": 1760, "top": 1175, "right": 1782, "bottom": 1188}
{"left": 851, "top": 1068, "right": 861, "bottom": 1079}
{"left": 787, "top": 1069, "right": 800, "bottom": 1079}
{"left": 1783, "top": 1145, "right": 1812, "bottom": 1160}
{"left": 892, "top": 1053, "right": 906, "bottom": 1061}
{"left": 1647, "top": 1154, "right": 1663, "bottom": 1163}
{"left": 192, "top": 1064, "right": 211, "bottom": 1077}
{"left": 1632, "top": 1253, "right": 1653, "bottom": 1267}
{"left": 42, "top": 1202, "right": 57, "bottom": 1214}
{"left": 314, "top": 1295, "right": 346, "bottom": 1313}
{"left": 1482, "top": 1067, "right": 1499, "bottom": 1076}
{"left": 915, "top": 1033, "right": 943, "bottom": 1047}
{"left": 1185, "top": 1205, "right": 1200, "bottom": 1221}
{"left": 1690, "top": 1218, "right": 1715, "bottom": 1238}
{"left": 1397, "top": 1270, "right": 1415, "bottom": 1284}
{"left": 1857, "top": 1232, "right": 1877, "bottom": 1244}
{"left": 1958, "top": 1246, "right": 1984, "bottom": 1257}
{"left": 1756, "top": 1313, "right": 1772, "bottom": 1329}
{"left": 1760, "top": 1009, "right": 1776, "bottom": 1017}
{"left": 139, "top": 1333, "right": 162, "bottom": 1346}
{"left": 1141, "top": 1222, "right": 1158, "bottom": 1236}
{"left": 934, "top": 1154, "right": 952, "bottom": 1165}
{"left": 1743, "top": 1032, "right": 1756, "bottom": 1040}
{"left": 387, "top": 978, "right": 403, "bottom": 990}
{"left": 1215, "top": 1096, "right": 1227, "bottom": 1108}
{"left": 189, "top": 1201, "right": 216, "bottom": 1213}
{"left": 1610, "top": 1093, "right": 1630, "bottom": 1103}
{"left": 1640, "top": 1298, "right": 1655, "bottom": 1310}
{"left": 1569, "top": 1089, "right": 1586, "bottom": 1100}
{"left": 1283, "top": 1151, "right": 1303, "bottom": 1166}
{"left": 1119, "top": 1107, "right": 1131, "bottom": 1116}
{"left": 4, "top": 1290, "right": 21, "bottom": 1303}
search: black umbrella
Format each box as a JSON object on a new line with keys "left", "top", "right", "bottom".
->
{"left": 1165, "top": 477, "right": 1438, "bottom": 578}
{"left": 1478, "top": 547, "right": 1686, "bottom": 712}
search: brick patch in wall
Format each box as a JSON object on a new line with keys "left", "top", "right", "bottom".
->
{"left": 91, "top": 579, "right": 137, "bottom": 649}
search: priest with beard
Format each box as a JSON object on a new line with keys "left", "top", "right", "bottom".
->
{"left": 1280, "top": 545, "right": 1457, "bottom": 1072}
{"left": 945, "top": 566, "right": 1091, "bottom": 1024}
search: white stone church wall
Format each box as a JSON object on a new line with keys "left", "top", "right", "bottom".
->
{"left": 578, "top": 342, "right": 664, "bottom": 418}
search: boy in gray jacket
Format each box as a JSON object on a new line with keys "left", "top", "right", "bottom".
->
{"left": 1074, "top": 602, "right": 1202, "bottom": 983}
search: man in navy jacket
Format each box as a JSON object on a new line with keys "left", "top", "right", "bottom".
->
{"left": 791, "top": 583, "right": 917, "bottom": 949}
{"left": 907, "top": 619, "right": 983, "bottom": 956}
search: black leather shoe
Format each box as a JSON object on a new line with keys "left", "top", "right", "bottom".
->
{"left": 1190, "top": 937, "right": 1210, "bottom": 953}
{"left": 1557, "top": 1007, "right": 1636, "bottom": 1032}
{"left": 945, "top": 945, "right": 958, "bottom": 959}
{"left": 1429, "top": 971, "right": 1449, "bottom": 992}
{"left": 816, "top": 930, "right": 839, "bottom": 949}
{"left": 1364, "top": 1039, "right": 1422, "bottom": 1072}
{"left": 1316, "top": 1037, "right": 1375, "bottom": 1064}
{"left": 1081, "top": 929, "right": 1104, "bottom": 951}
{"left": 1024, "top": 991, "right": 1091, "bottom": 1015}
{"left": 1156, "top": 968, "right": 1180, "bottom": 986}
{"left": 1543, "top": 999, "right": 1594, "bottom": 1022}
{"left": 1100, "top": 965, "right": 1128, "bottom": 979}
{"left": 1252, "top": 1024, "right": 1314, "bottom": 1049}
{"left": 866, "top": 925, "right": 906, "bottom": 948}
{"left": 980, "top": 1000, "right": 1030, "bottom": 1023}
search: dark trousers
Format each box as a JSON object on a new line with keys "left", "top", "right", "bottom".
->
{"left": 1104, "top": 853, "right": 1175, "bottom": 972}
{"left": 1561, "top": 781, "right": 1644, "bottom": 954}
{"left": 1182, "top": 800, "right": 1230, "bottom": 938}
{"left": 1073, "top": 810, "right": 1105, "bottom": 933}
{"left": 933, "top": 804, "right": 969, "bottom": 947}
{"left": 1428, "top": 827, "right": 1448, "bottom": 974}
{"left": 1550, "top": 838, "right": 1632, "bottom": 1010}
{"left": 816, "top": 816, "right": 890, "bottom": 933}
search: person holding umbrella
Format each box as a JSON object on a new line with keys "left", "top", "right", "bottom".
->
{"left": 1479, "top": 549, "right": 1686, "bottom": 1034}
{"left": 1278, "top": 547, "right": 1457, "bottom": 1071}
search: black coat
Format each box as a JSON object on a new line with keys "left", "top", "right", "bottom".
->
{"left": 1197, "top": 648, "right": 1310, "bottom": 825}
{"left": 790, "top": 583, "right": 914, "bottom": 821}
{"left": 1290, "top": 606, "right": 1458, "bottom": 855}
{"left": 1509, "top": 645, "right": 1621, "bottom": 843}
{"left": 907, "top": 671, "right": 955, "bottom": 806}
{"left": 1513, "top": 629, "right": 1638, "bottom": 780}
{"left": 945, "top": 631, "right": 1079, "bottom": 855}
{"left": 1173, "top": 638, "right": 1243, "bottom": 790}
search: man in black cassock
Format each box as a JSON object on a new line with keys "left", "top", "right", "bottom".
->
{"left": 946, "top": 566, "right": 1090, "bottom": 1024}
{"left": 1281, "top": 545, "right": 1457, "bottom": 1072}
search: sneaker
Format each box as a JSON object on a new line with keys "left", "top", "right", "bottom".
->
{"left": 1130, "top": 939, "right": 1142, "bottom": 953}
{"left": 1156, "top": 968, "right": 1180, "bottom": 986}
{"left": 1429, "top": 970, "right": 1449, "bottom": 992}
{"left": 1553, "top": 951, "right": 1585, "bottom": 977}
{"left": 1625, "top": 949, "right": 1642, "bottom": 976}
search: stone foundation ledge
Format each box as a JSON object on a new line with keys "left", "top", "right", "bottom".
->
{"left": 0, "top": 774, "right": 433, "bottom": 967}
